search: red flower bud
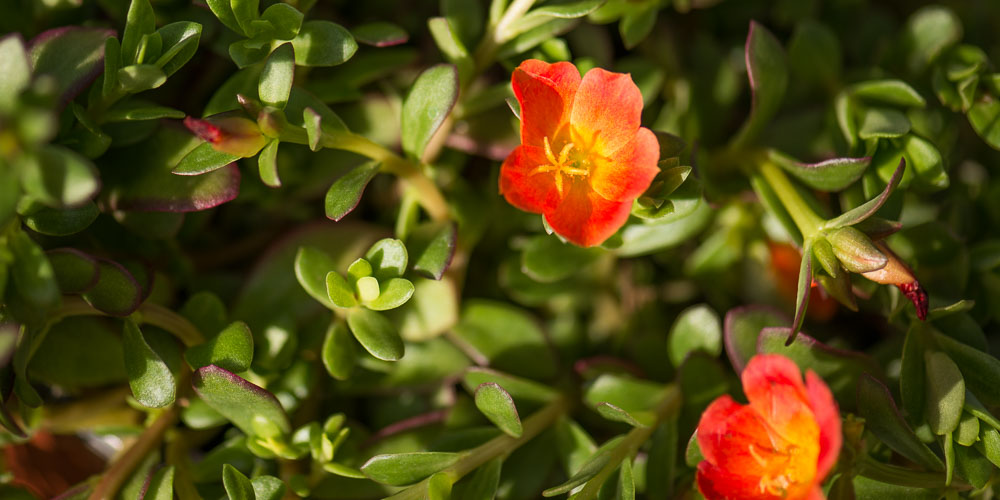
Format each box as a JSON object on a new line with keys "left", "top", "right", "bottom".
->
{"left": 184, "top": 115, "right": 268, "bottom": 158}
{"left": 861, "top": 242, "right": 928, "bottom": 320}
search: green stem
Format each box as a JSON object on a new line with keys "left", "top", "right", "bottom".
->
{"left": 386, "top": 395, "right": 571, "bottom": 500}
{"left": 319, "top": 131, "right": 450, "bottom": 222}
{"left": 757, "top": 160, "right": 824, "bottom": 240}
{"left": 87, "top": 406, "right": 179, "bottom": 500}
{"left": 573, "top": 386, "right": 681, "bottom": 500}
{"left": 473, "top": 0, "right": 537, "bottom": 72}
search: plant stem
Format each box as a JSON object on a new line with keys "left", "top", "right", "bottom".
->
{"left": 87, "top": 406, "right": 179, "bottom": 500}
{"left": 320, "top": 131, "right": 450, "bottom": 222}
{"left": 53, "top": 297, "right": 205, "bottom": 347}
{"left": 757, "top": 159, "right": 824, "bottom": 240}
{"left": 573, "top": 385, "right": 681, "bottom": 500}
{"left": 386, "top": 394, "right": 571, "bottom": 500}
{"left": 474, "top": 0, "right": 536, "bottom": 69}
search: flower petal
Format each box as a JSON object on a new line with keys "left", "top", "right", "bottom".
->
{"left": 696, "top": 396, "right": 780, "bottom": 474}
{"left": 499, "top": 145, "right": 561, "bottom": 214}
{"left": 742, "top": 354, "right": 815, "bottom": 437}
{"left": 590, "top": 126, "right": 660, "bottom": 202}
{"left": 542, "top": 180, "right": 631, "bottom": 247}
{"left": 512, "top": 59, "right": 580, "bottom": 148}
{"left": 806, "top": 370, "right": 842, "bottom": 481}
{"left": 697, "top": 462, "right": 784, "bottom": 500}
{"left": 570, "top": 67, "right": 643, "bottom": 156}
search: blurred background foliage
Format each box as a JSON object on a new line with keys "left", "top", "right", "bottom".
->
{"left": 2, "top": 0, "right": 1000, "bottom": 498}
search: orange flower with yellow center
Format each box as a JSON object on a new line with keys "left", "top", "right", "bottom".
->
{"left": 696, "top": 354, "right": 841, "bottom": 500}
{"left": 499, "top": 60, "right": 660, "bottom": 247}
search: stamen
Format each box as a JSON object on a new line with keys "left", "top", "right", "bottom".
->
{"left": 529, "top": 136, "right": 589, "bottom": 197}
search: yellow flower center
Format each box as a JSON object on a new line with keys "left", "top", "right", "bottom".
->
{"left": 530, "top": 136, "right": 591, "bottom": 196}
{"left": 747, "top": 441, "right": 812, "bottom": 498}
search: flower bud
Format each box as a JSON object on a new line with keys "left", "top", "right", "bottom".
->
{"left": 861, "top": 241, "right": 928, "bottom": 320}
{"left": 184, "top": 115, "right": 267, "bottom": 157}
{"left": 827, "top": 226, "right": 887, "bottom": 273}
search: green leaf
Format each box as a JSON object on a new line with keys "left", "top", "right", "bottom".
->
{"left": 46, "top": 248, "right": 98, "bottom": 293}
{"left": 353, "top": 22, "right": 408, "bottom": 47}
{"left": 231, "top": 0, "right": 260, "bottom": 35}
{"left": 463, "top": 367, "right": 559, "bottom": 403}
{"left": 900, "top": 324, "right": 927, "bottom": 425}
{"left": 123, "top": 319, "right": 176, "bottom": 408}
{"left": 933, "top": 332, "right": 1000, "bottom": 405}
{"left": 82, "top": 259, "right": 143, "bottom": 316}
{"left": 257, "top": 139, "right": 280, "bottom": 187}
{"left": 184, "top": 321, "right": 254, "bottom": 373}
{"left": 852, "top": 475, "right": 942, "bottom": 500}
{"left": 734, "top": 21, "right": 788, "bottom": 147}
{"left": 542, "top": 436, "right": 623, "bottom": 497}
{"left": 205, "top": 0, "right": 244, "bottom": 35}
{"left": 667, "top": 304, "right": 722, "bottom": 367}
{"left": 954, "top": 442, "right": 991, "bottom": 489}
{"left": 976, "top": 427, "right": 1000, "bottom": 467}
{"left": 251, "top": 475, "right": 286, "bottom": 500}
{"left": 968, "top": 97, "right": 1000, "bottom": 150}
{"left": 787, "top": 20, "right": 840, "bottom": 87}
{"left": 347, "top": 307, "right": 404, "bottom": 361}
{"left": 521, "top": 234, "right": 602, "bottom": 283}
{"left": 826, "top": 226, "right": 887, "bottom": 273}
{"left": 442, "top": 0, "right": 483, "bottom": 48}
{"left": 260, "top": 4, "right": 302, "bottom": 40}
{"left": 259, "top": 43, "right": 294, "bottom": 108}
{"left": 851, "top": 79, "right": 926, "bottom": 108}
{"left": 584, "top": 374, "right": 665, "bottom": 418}
{"left": 0, "top": 34, "right": 30, "bottom": 110}
{"left": 722, "top": 305, "right": 787, "bottom": 373}
{"left": 155, "top": 21, "right": 202, "bottom": 77}
{"left": 29, "top": 27, "right": 113, "bottom": 101}
{"left": 294, "top": 246, "right": 339, "bottom": 309}
{"left": 903, "top": 5, "right": 962, "bottom": 72}
{"left": 9, "top": 231, "right": 60, "bottom": 310}
{"left": 407, "top": 221, "right": 457, "bottom": 280}
{"left": 180, "top": 291, "right": 228, "bottom": 335}
{"left": 645, "top": 418, "right": 677, "bottom": 499}
{"left": 21, "top": 145, "right": 99, "bottom": 207}
{"left": 321, "top": 321, "right": 356, "bottom": 380}
{"left": 292, "top": 20, "right": 357, "bottom": 66}
{"left": 616, "top": 457, "right": 635, "bottom": 500}
{"left": 192, "top": 365, "right": 291, "bottom": 438}
{"left": 427, "top": 472, "right": 452, "bottom": 500}
{"left": 508, "top": 0, "right": 605, "bottom": 38}
{"left": 400, "top": 64, "right": 459, "bottom": 160}
{"left": 768, "top": 150, "right": 870, "bottom": 191}
{"left": 955, "top": 412, "right": 980, "bottom": 446}
{"left": 142, "top": 465, "right": 175, "bottom": 500}
{"left": 121, "top": 0, "right": 155, "bottom": 66}
{"left": 361, "top": 452, "right": 461, "bottom": 486}
{"left": 452, "top": 456, "right": 501, "bottom": 500}
{"left": 858, "top": 107, "right": 911, "bottom": 139}
{"left": 104, "top": 100, "right": 185, "bottom": 122}
{"left": 595, "top": 402, "right": 650, "bottom": 427}
{"left": 325, "top": 160, "right": 380, "bottom": 221}
{"left": 427, "top": 17, "right": 472, "bottom": 83}
{"left": 222, "top": 464, "right": 255, "bottom": 500}
{"left": 902, "top": 133, "right": 948, "bottom": 190}
{"left": 857, "top": 374, "right": 944, "bottom": 471}
{"left": 824, "top": 158, "right": 905, "bottom": 229}
{"left": 475, "top": 382, "right": 523, "bottom": 437}
{"left": 172, "top": 142, "right": 241, "bottom": 175}
{"left": 365, "top": 238, "right": 408, "bottom": 281}
{"left": 325, "top": 271, "right": 357, "bottom": 308}
{"left": 453, "top": 300, "right": 557, "bottom": 380}
{"left": 118, "top": 64, "right": 167, "bottom": 93}
{"left": 366, "top": 278, "right": 415, "bottom": 311}
{"left": 619, "top": 4, "right": 657, "bottom": 50}
{"left": 925, "top": 351, "right": 965, "bottom": 435}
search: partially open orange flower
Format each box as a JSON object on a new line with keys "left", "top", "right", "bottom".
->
{"left": 861, "top": 241, "right": 928, "bottom": 320}
{"left": 696, "top": 354, "right": 841, "bottom": 500}
{"left": 184, "top": 115, "right": 268, "bottom": 158}
{"left": 500, "top": 60, "right": 660, "bottom": 247}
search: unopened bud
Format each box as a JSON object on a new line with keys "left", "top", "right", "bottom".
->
{"left": 184, "top": 115, "right": 267, "bottom": 157}
{"left": 827, "top": 226, "right": 887, "bottom": 273}
{"left": 861, "top": 241, "right": 928, "bottom": 320}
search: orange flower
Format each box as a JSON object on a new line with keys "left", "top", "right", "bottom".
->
{"left": 499, "top": 60, "right": 660, "bottom": 247}
{"left": 696, "top": 354, "right": 841, "bottom": 500}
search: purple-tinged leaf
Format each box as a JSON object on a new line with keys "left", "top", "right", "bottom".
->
{"left": 105, "top": 126, "right": 241, "bottom": 212}
{"left": 824, "top": 158, "right": 906, "bottom": 229}
{"left": 325, "top": 161, "right": 380, "bottom": 221}
{"left": 788, "top": 239, "right": 813, "bottom": 344}
{"left": 723, "top": 305, "right": 788, "bottom": 374}
{"left": 47, "top": 248, "right": 100, "bottom": 293}
{"left": 858, "top": 374, "right": 945, "bottom": 470}
{"left": 82, "top": 259, "right": 143, "bottom": 316}
{"left": 732, "top": 21, "right": 788, "bottom": 148}
{"left": 28, "top": 27, "right": 115, "bottom": 105}
{"left": 192, "top": 364, "right": 291, "bottom": 438}
{"left": 353, "top": 22, "right": 409, "bottom": 47}
{"left": 769, "top": 150, "right": 870, "bottom": 191}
